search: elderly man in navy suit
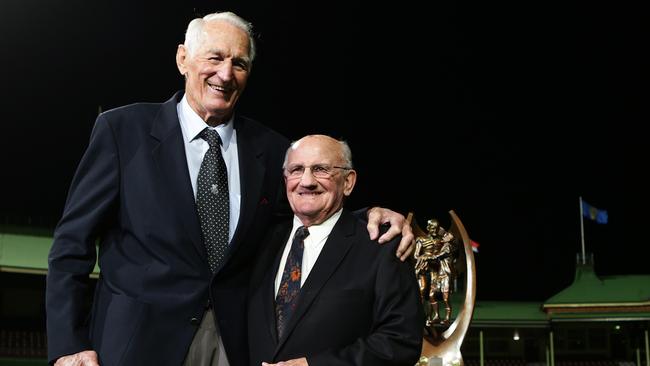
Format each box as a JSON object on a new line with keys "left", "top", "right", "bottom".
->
{"left": 248, "top": 135, "right": 423, "bottom": 366}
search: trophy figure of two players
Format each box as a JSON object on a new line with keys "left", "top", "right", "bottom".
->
{"left": 409, "top": 210, "right": 476, "bottom": 366}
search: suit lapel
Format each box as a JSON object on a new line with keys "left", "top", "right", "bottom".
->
{"left": 150, "top": 92, "right": 205, "bottom": 260}
{"left": 274, "top": 211, "right": 357, "bottom": 354}
{"left": 223, "top": 116, "right": 266, "bottom": 260}
{"left": 261, "top": 222, "right": 293, "bottom": 345}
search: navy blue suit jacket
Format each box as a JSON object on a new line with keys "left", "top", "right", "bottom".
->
{"left": 248, "top": 210, "right": 423, "bottom": 366}
{"left": 46, "top": 91, "right": 289, "bottom": 365}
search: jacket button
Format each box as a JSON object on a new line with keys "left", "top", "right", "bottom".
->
{"left": 190, "top": 317, "right": 200, "bottom": 325}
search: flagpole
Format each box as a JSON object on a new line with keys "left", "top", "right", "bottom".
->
{"left": 579, "top": 196, "right": 586, "bottom": 265}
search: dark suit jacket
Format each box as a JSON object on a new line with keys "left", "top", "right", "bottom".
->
{"left": 248, "top": 210, "right": 423, "bottom": 366}
{"left": 46, "top": 91, "right": 290, "bottom": 366}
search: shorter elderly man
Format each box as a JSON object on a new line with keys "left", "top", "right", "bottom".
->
{"left": 248, "top": 135, "right": 423, "bottom": 366}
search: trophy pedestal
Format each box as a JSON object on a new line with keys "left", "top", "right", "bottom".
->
{"left": 417, "top": 356, "right": 443, "bottom": 366}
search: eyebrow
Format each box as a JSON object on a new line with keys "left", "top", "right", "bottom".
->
{"left": 206, "top": 48, "right": 251, "bottom": 65}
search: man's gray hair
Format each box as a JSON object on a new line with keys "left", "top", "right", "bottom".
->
{"left": 339, "top": 140, "right": 353, "bottom": 168}
{"left": 184, "top": 11, "right": 256, "bottom": 62}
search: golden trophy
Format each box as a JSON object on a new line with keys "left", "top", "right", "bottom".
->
{"left": 408, "top": 210, "right": 476, "bottom": 366}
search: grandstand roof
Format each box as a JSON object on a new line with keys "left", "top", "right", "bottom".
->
{"left": 542, "top": 263, "right": 650, "bottom": 321}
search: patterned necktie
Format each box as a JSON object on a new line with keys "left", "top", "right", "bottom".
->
{"left": 275, "top": 226, "right": 310, "bottom": 338}
{"left": 196, "top": 128, "right": 230, "bottom": 273}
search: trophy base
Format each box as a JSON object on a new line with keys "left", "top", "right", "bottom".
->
{"left": 418, "top": 356, "right": 443, "bottom": 366}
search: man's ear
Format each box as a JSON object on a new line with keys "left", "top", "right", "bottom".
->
{"left": 176, "top": 44, "right": 188, "bottom": 75}
{"left": 343, "top": 170, "right": 357, "bottom": 196}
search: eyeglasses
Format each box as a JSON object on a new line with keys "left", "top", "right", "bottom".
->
{"left": 284, "top": 164, "right": 352, "bottom": 179}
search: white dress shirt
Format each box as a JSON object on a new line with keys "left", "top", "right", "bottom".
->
{"left": 274, "top": 209, "right": 343, "bottom": 296}
{"left": 176, "top": 95, "right": 241, "bottom": 242}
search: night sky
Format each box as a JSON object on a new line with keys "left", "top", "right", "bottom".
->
{"left": 1, "top": 0, "right": 647, "bottom": 302}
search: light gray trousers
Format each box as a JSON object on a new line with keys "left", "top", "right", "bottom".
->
{"left": 183, "top": 309, "right": 230, "bottom": 366}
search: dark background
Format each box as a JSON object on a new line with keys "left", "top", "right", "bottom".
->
{"left": 1, "top": 0, "right": 647, "bottom": 301}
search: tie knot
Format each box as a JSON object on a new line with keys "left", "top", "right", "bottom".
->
{"left": 200, "top": 128, "right": 223, "bottom": 149}
{"left": 295, "top": 226, "right": 310, "bottom": 241}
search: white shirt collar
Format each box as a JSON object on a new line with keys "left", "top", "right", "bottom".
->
{"left": 179, "top": 94, "right": 235, "bottom": 151}
{"left": 291, "top": 209, "right": 343, "bottom": 243}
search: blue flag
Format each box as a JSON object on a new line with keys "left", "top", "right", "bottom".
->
{"left": 582, "top": 201, "right": 608, "bottom": 224}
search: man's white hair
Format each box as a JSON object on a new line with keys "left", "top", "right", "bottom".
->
{"left": 184, "top": 11, "right": 256, "bottom": 62}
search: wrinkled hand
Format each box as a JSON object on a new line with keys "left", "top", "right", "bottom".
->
{"left": 367, "top": 207, "right": 415, "bottom": 261}
{"left": 54, "top": 350, "right": 99, "bottom": 366}
{"left": 262, "top": 357, "right": 308, "bottom": 366}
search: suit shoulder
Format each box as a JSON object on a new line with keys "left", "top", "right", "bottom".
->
{"left": 89, "top": 102, "right": 167, "bottom": 153}
{"left": 349, "top": 214, "right": 401, "bottom": 255}
{"left": 99, "top": 102, "right": 163, "bottom": 125}
{"left": 236, "top": 115, "right": 289, "bottom": 149}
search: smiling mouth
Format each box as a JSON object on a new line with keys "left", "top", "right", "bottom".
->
{"left": 208, "top": 82, "right": 230, "bottom": 94}
{"left": 298, "top": 192, "right": 322, "bottom": 196}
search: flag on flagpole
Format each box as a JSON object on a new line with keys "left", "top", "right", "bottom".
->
{"left": 470, "top": 240, "right": 480, "bottom": 253}
{"left": 581, "top": 200, "right": 608, "bottom": 224}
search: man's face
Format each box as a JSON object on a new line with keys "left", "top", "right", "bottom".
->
{"left": 176, "top": 20, "right": 251, "bottom": 124}
{"left": 284, "top": 136, "right": 356, "bottom": 226}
